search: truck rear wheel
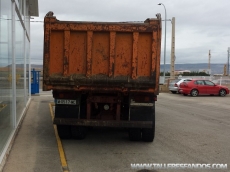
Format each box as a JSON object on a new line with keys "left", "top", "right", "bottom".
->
{"left": 57, "top": 125, "right": 71, "bottom": 139}
{"left": 142, "top": 128, "right": 154, "bottom": 142}
{"left": 142, "top": 113, "right": 155, "bottom": 142}
{"left": 129, "top": 128, "right": 142, "bottom": 141}
{"left": 71, "top": 126, "right": 87, "bottom": 140}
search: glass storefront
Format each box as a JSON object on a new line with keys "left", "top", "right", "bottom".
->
{"left": 0, "top": 0, "right": 32, "bottom": 160}
{"left": 26, "top": 38, "right": 30, "bottom": 102}
{"left": 0, "top": 0, "right": 13, "bottom": 157}
{"left": 15, "top": 11, "right": 25, "bottom": 123}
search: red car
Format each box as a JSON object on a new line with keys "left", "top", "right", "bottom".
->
{"left": 179, "top": 79, "right": 229, "bottom": 97}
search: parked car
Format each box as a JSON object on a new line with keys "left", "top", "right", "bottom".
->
{"left": 178, "top": 79, "right": 229, "bottom": 97}
{"left": 169, "top": 78, "right": 192, "bottom": 94}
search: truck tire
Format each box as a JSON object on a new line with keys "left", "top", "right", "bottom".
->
{"left": 71, "top": 126, "right": 87, "bottom": 140}
{"left": 142, "top": 128, "right": 154, "bottom": 142}
{"left": 129, "top": 128, "right": 142, "bottom": 141}
{"left": 57, "top": 125, "right": 71, "bottom": 139}
{"left": 142, "top": 113, "right": 155, "bottom": 142}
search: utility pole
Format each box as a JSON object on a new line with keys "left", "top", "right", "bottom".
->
{"left": 170, "top": 17, "right": 175, "bottom": 79}
{"left": 158, "top": 3, "right": 167, "bottom": 82}
{"left": 223, "top": 64, "right": 227, "bottom": 76}
{"left": 208, "top": 50, "right": 211, "bottom": 74}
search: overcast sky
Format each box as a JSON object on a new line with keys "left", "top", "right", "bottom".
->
{"left": 30, "top": 0, "right": 230, "bottom": 65}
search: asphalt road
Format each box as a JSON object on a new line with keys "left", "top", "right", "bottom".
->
{"left": 3, "top": 92, "right": 230, "bottom": 172}
{"left": 62, "top": 93, "right": 230, "bottom": 172}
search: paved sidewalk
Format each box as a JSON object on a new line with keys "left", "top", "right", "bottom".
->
{"left": 3, "top": 92, "right": 62, "bottom": 172}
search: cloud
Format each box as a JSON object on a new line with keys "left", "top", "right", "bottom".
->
{"left": 30, "top": 0, "right": 230, "bottom": 65}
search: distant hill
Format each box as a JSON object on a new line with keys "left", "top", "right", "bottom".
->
{"left": 161, "top": 63, "right": 225, "bottom": 75}
{"left": 31, "top": 64, "right": 43, "bottom": 70}
{"left": 1, "top": 63, "right": 226, "bottom": 75}
{"left": 2, "top": 64, "right": 43, "bottom": 69}
{"left": 31, "top": 63, "right": 226, "bottom": 74}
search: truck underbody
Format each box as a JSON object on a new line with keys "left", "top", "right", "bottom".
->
{"left": 53, "top": 90, "right": 156, "bottom": 142}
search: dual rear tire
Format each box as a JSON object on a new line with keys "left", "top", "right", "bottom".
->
{"left": 57, "top": 125, "right": 87, "bottom": 140}
{"left": 129, "top": 112, "right": 155, "bottom": 142}
{"left": 129, "top": 127, "right": 155, "bottom": 142}
{"left": 57, "top": 125, "right": 155, "bottom": 142}
{"left": 71, "top": 126, "right": 87, "bottom": 139}
{"left": 142, "top": 128, "right": 155, "bottom": 142}
{"left": 56, "top": 125, "right": 71, "bottom": 139}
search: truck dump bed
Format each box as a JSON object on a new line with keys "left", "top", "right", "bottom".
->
{"left": 43, "top": 13, "right": 162, "bottom": 94}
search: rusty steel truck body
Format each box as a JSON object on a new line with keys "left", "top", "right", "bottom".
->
{"left": 43, "top": 12, "right": 162, "bottom": 142}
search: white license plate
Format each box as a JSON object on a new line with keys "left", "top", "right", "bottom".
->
{"left": 55, "top": 99, "right": 77, "bottom": 105}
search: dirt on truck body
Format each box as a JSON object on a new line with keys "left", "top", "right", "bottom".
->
{"left": 43, "top": 12, "right": 162, "bottom": 142}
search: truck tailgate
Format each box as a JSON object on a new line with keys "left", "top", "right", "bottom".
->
{"left": 43, "top": 14, "right": 161, "bottom": 93}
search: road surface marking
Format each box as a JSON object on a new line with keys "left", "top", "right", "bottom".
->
{"left": 49, "top": 103, "right": 69, "bottom": 172}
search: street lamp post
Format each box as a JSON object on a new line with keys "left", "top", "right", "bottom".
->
{"left": 158, "top": 3, "right": 167, "bottom": 82}
{"left": 228, "top": 47, "right": 230, "bottom": 76}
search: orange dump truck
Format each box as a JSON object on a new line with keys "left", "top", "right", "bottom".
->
{"left": 43, "top": 12, "right": 162, "bottom": 142}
